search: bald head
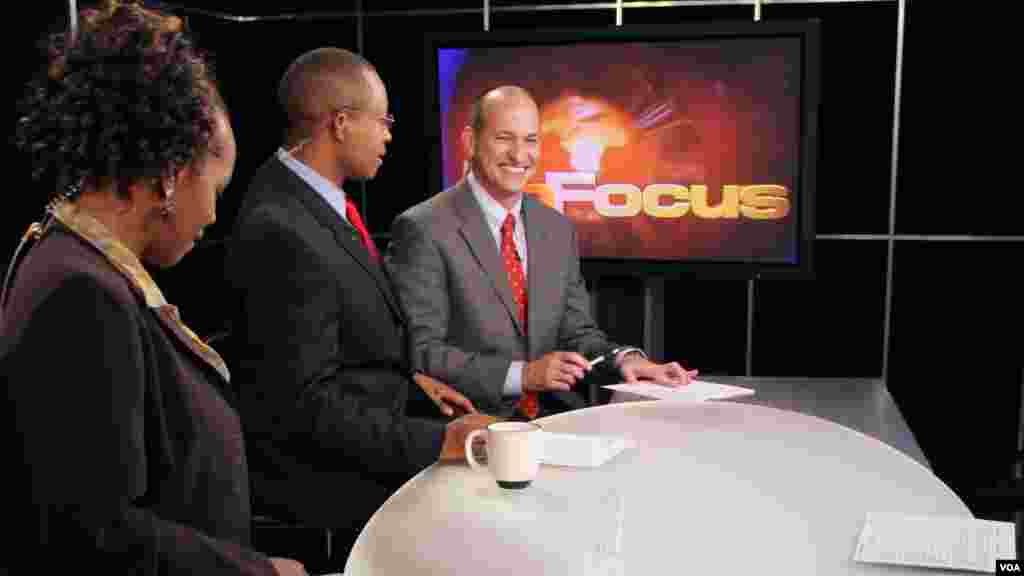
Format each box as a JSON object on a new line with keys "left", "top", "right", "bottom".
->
{"left": 468, "top": 85, "right": 538, "bottom": 136}
{"left": 278, "top": 47, "right": 376, "bottom": 145}
{"left": 462, "top": 85, "right": 539, "bottom": 205}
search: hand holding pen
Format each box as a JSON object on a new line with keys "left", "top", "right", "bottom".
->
{"left": 523, "top": 351, "right": 592, "bottom": 392}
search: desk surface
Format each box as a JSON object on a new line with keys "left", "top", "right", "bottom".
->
{"left": 346, "top": 380, "right": 971, "bottom": 575}
{"left": 686, "top": 376, "right": 929, "bottom": 468}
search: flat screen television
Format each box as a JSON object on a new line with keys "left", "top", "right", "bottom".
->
{"left": 425, "top": 20, "right": 820, "bottom": 279}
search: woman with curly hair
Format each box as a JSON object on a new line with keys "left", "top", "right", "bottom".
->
{"left": 3, "top": 2, "right": 305, "bottom": 574}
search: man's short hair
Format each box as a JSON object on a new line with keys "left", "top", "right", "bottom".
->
{"left": 466, "top": 85, "right": 535, "bottom": 136}
{"left": 278, "top": 47, "right": 376, "bottom": 143}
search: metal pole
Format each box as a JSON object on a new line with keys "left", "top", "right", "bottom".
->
{"left": 68, "top": 0, "right": 79, "bottom": 43}
{"left": 881, "top": 0, "right": 906, "bottom": 383}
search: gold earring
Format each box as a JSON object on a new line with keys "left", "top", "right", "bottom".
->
{"left": 160, "top": 184, "right": 176, "bottom": 217}
{"left": 160, "top": 197, "right": 176, "bottom": 217}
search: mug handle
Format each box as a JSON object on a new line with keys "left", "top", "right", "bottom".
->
{"left": 464, "top": 429, "right": 487, "bottom": 471}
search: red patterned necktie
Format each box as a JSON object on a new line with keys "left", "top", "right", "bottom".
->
{"left": 501, "top": 214, "right": 538, "bottom": 419}
{"left": 345, "top": 197, "right": 380, "bottom": 263}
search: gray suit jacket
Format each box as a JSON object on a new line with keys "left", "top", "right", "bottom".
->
{"left": 387, "top": 179, "right": 624, "bottom": 415}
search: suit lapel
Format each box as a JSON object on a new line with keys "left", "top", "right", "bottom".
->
{"left": 452, "top": 182, "right": 523, "bottom": 337}
{"left": 271, "top": 158, "right": 404, "bottom": 323}
{"left": 153, "top": 305, "right": 232, "bottom": 383}
{"left": 523, "top": 196, "right": 552, "bottom": 357}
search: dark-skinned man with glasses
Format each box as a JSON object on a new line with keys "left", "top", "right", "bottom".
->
{"left": 225, "top": 47, "right": 498, "bottom": 570}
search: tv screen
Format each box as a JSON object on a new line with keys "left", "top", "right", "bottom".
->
{"left": 425, "top": 20, "right": 819, "bottom": 279}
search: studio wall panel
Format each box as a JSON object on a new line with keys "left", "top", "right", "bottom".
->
{"left": 753, "top": 238, "right": 888, "bottom": 377}
{"left": 592, "top": 275, "right": 647, "bottom": 358}
{"left": 663, "top": 278, "right": 749, "bottom": 377}
{"left": 897, "top": 1, "right": 1021, "bottom": 236}
{"left": 888, "top": 241, "right": 1024, "bottom": 511}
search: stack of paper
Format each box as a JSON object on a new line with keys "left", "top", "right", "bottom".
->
{"left": 853, "top": 512, "right": 1017, "bottom": 573}
{"left": 541, "top": 431, "right": 629, "bottom": 468}
{"left": 603, "top": 380, "right": 755, "bottom": 402}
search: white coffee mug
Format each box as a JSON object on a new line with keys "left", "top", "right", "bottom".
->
{"left": 465, "top": 421, "right": 543, "bottom": 489}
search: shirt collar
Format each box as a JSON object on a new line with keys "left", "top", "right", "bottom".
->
{"left": 277, "top": 147, "right": 348, "bottom": 222}
{"left": 467, "top": 170, "right": 523, "bottom": 236}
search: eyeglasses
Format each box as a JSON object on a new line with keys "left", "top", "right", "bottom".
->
{"left": 337, "top": 106, "right": 395, "bottom": 131}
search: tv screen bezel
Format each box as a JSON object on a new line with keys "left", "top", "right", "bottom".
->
{"left": 423, "top": 19, "right": 820, "bottom": 281}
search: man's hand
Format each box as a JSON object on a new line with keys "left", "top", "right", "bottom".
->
{"left": 413, "top": 372, "right": 477, "bottom": 417}
{"left": 523, "top": 351, "right": 591, "bottom": 392}
{"left": 269, "top": 557, "right": 307, "bottom": 576}
{"left": 619, "top": 356, "right": 697, "bottom": 387}
{"left": 440, "top": 413, "right": 501, "bottom": 461}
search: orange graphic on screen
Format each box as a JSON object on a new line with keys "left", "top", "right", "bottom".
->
{"left": 523, "top": 90, "right": 713, "bottom": 257}
{"left": 524, "top": 90, "right": 707, "bottom": 212}
{"left": 541, "top": 94, "right": 627, "bottom": 173}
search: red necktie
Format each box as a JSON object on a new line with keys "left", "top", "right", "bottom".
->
{"left": 501, "top": 214, "right": 538, "bottom": 419}
{"left": 345, "top": 197, "right": 380, "bottom": 263}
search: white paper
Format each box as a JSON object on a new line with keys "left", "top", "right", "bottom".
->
{"left": 603, "top": 379, "right": 755, "bottom": 402}
{"left": 853, "top": 512, "right": 1017, "bottom": 573}
{"left": 541, "top": 432, "right": 629, "bottom": 467}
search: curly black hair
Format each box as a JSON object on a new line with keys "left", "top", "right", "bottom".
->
{"left": 13, "top": 0, "right": 222, "bottom": 200}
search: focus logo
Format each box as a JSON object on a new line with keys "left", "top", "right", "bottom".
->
{"left": 997, "top": 560, "right": 1022, "bottom": 574}
{"left": 531, "top": 171, "right": 790, "bottom": 220}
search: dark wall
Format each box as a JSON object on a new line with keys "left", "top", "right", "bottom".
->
{"left": 8, "top": 0, "right": 1021, "bottom": 519}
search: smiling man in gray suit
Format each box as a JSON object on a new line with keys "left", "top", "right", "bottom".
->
{"left": 386, "top": 86, "right": 696, "bottom": 419}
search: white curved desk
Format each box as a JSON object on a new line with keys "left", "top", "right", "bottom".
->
{"left": 345, "top": 399, "right": 973, "bottom": 575}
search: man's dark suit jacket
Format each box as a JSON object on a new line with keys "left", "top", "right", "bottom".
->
{"left": 224, "top": 155, "right": 445, "bottom": 536}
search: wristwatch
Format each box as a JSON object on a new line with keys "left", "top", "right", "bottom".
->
{"left": 610, "top": 346, "right": 647, "bottom": 365}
